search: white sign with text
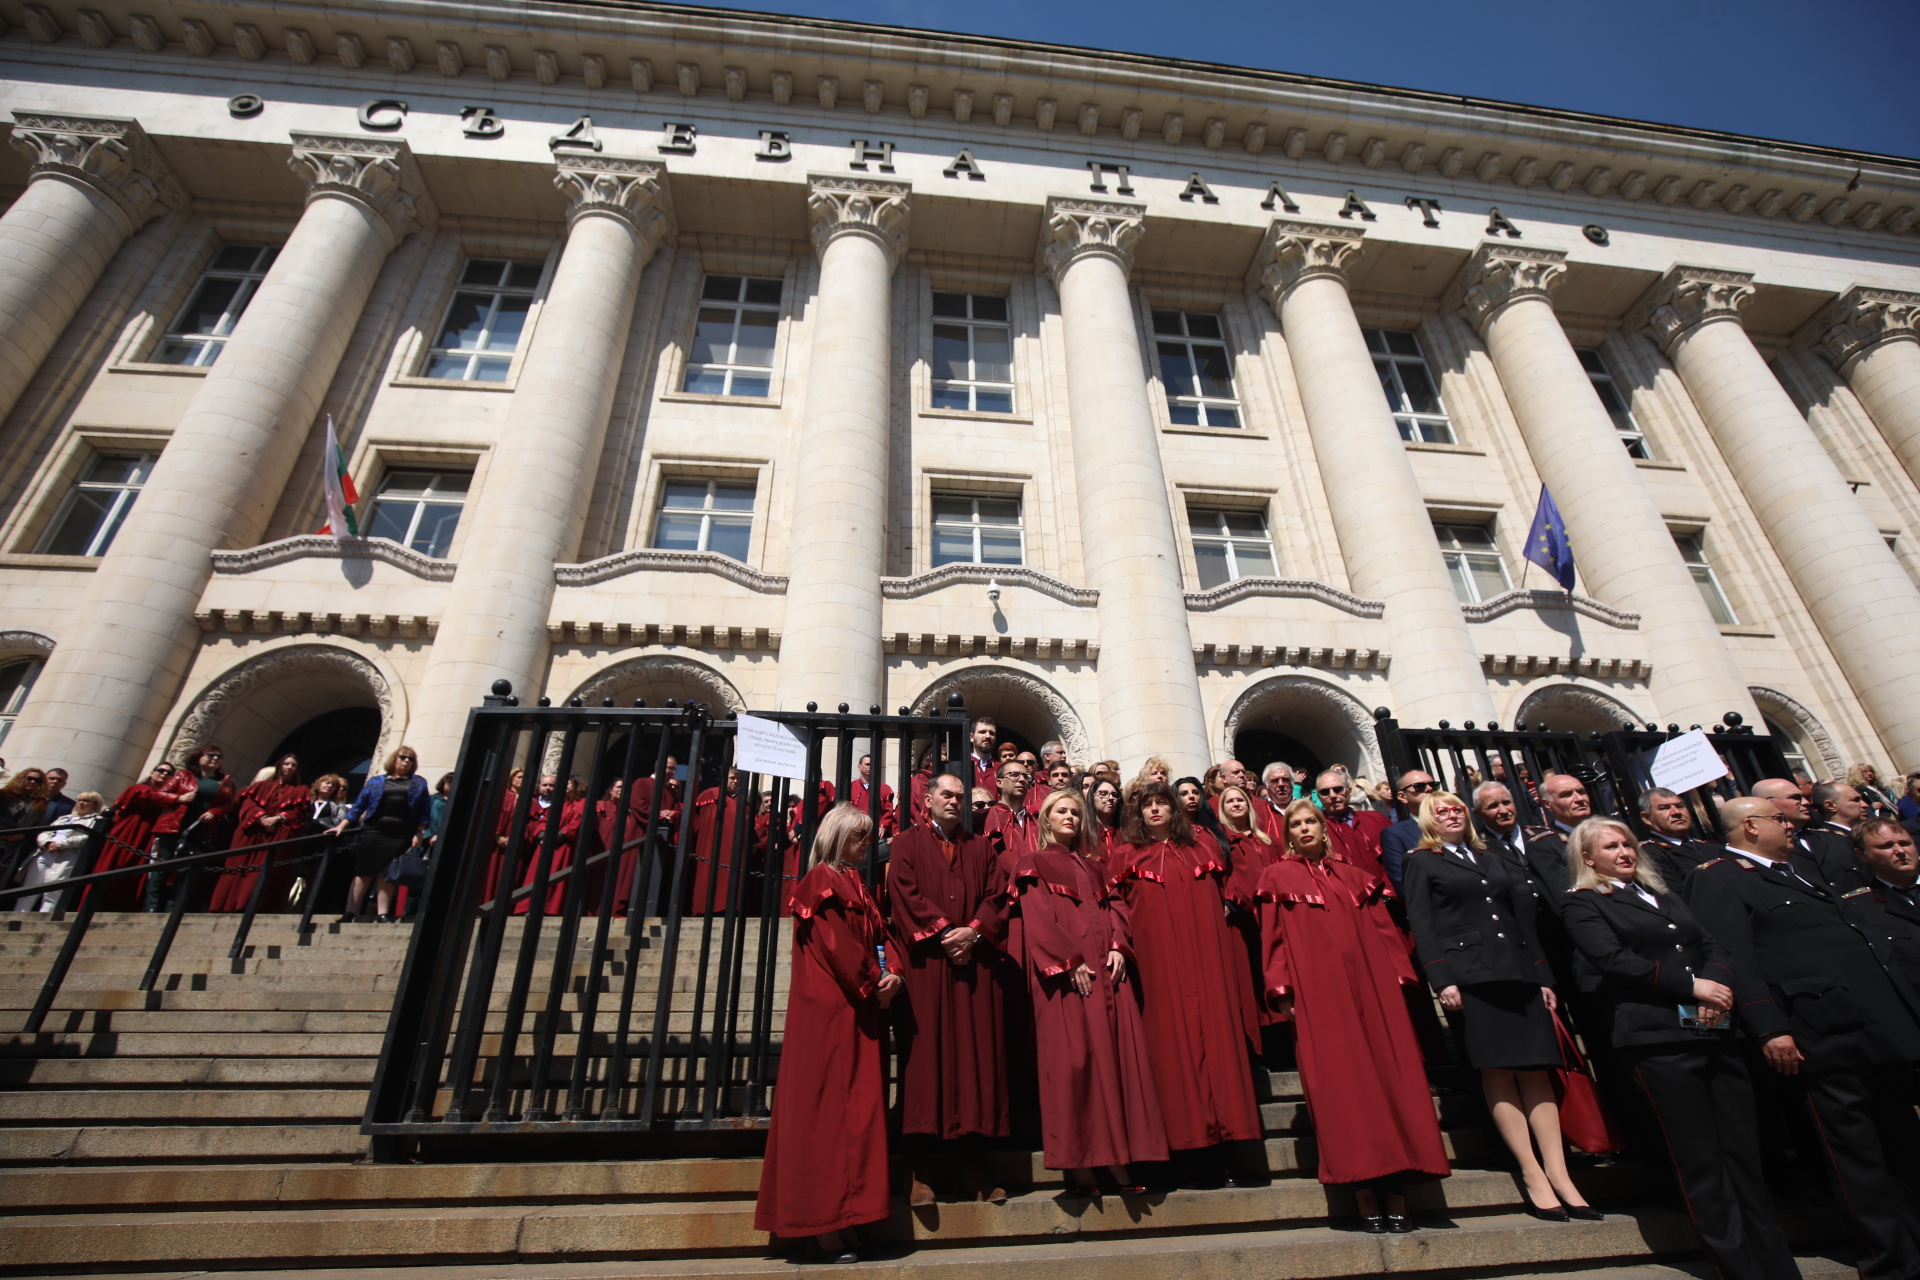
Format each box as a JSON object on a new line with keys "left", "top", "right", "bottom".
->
{"left": 1648, "top": 729, "right": 1731, "bottom": 795}
{"left": 733, "top": 713, "right": 810, "bottom": 781}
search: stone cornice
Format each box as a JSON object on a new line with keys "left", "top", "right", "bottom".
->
{"left": 881, "top": 563, "right": 1098, "bottom": 607}
{"left": 1459, "top": 588, "right": 1640, "bottom": 629}
{"left": 210, "top": 534, "right": 457, "bottom": 580}
{"left": 806, "top": 174, "right": 911, "bottom": 270}
{"left": 1246, "top": 219, "right": 1364, "bottom": 309}
{"left": 1183, "top": 575, "right": 1385, "bottom": 618}
{"left": 1625, "top": 266, "right": 1756, "bottom": 356}
{"left": 7, "top": 111, "right": 183, "bottom": 232}
{"left": 1796, "top": 286, "right": 1920, "bottom": 373}
{"left": 554, "top": 154, "right": 673, "bottom": 257}
{"left": 1483, "top": 653, "right": 1651, "bottom": 681}
{"left": 1448, "top": 242, "right": 1568, "bottom": 337}
{"left": 1037, "top": 196, "right": 1146, "bottom": 286}
{"left": 288, "top": 132, "right": 435, "bottom": 246}
{"left": 555, "top": 548, "right": 789, "bottom": 592}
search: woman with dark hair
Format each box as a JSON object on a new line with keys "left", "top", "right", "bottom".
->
{"left": 1175, "top": 776, "right": 1226, "bottom": 861}
{"left": 146, "top": 745, "right": 235, "bottom": 913}
{"left": 1086, "top": 776, "right": 1123, "bottom": 867}
{"left": 211, "top": 754, "right": 311, "bottom": 912}
{"left": 425, "top": 773, "right": 454, "bottom": 856}
{"left": 1108, "top": 780, "right": 1261, "bottom": 1181}
{"left": 329, "top": 746, "right": 429, "bottom": 923}
{"left": 1, "top": 768, "right": 53, "bottom": 883}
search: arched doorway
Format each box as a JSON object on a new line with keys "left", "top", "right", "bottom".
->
{"left": 565, "top": 654, "right": 744, "bottom": 714}
{"left": 1750, "top": 686, "right": 1842, "bottom": 780}
{"left": 910, "top": 665, "right": 1091, "bottom": 763}
{"left": 1221, "top": 674, "right": 1383, "bottom": 784}
{"left": 267, "top": 706, "right": 382, "bottom": 794}
{"left": 1511, "top": 683, "right": 1645, "bottom": 736}
{"left": 164, "top": 643, "right": 398, "bottom": 784}
{"left": 1231, "top": 729, "right": 1323, "bottom": 783}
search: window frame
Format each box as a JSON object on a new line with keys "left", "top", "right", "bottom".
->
{"left": 1151, "top": 309, "right": 1243, "bottom": 430}
{"left": 0, "top": 656, "right": 42, "bottom": 753}
{"left": 150, "top": 245, "right": 279, "bottom": 368}
{"left": 679, "top": 273, "right": 786, "bottom": 400}
{"left": 363, "top": 469, "right": 474, "bottom": 559}
{"left": 928, "top": 292, "right": 1016, "bottom": 416}
{"left": 1365, "top": 327, "right": 1455, "bottom": 445}
{"left": 1672, "top": 529, "right": 1738, "bottom": 626}
{"left": 421, "top": 259, "right": 547, "bottom": 384}
{"left": 1576, "top": 347, "right": 1651, "bottom": 459}
{"left": 1185, "top": 503, "right": 1279, "bottom": 589}
{"left": 650, "top": 476, "right": 759, "bottom": 562}
{"left": 1434, "top": 521, "right": 1513, "bottom": 604}
{"left": 33, "top": 451, "right": 159, "bottom": 558}
{"left": 929, "top": 490, "right": 1025, "bottom": 569}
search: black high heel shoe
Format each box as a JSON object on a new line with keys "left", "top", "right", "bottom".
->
{"left": 1561, "top": 1203, "right": 1603, "bottom": 1221}
{"left": 1523, "top": 1198, "right": 1570, "bottom": 1223}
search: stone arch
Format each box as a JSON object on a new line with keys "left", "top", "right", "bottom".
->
{"left": 163, "top": 641, "right": 403, "bottom": 782}
{"left": 565, "top": 653, "right": 745, "bottom": 713}
{"left": 1748, "top": 685, "right": 1844, "bottom": 778}
{"left": 1512, "top": 683, "right": 1648, "bottom": 736}
{"left": 908, "top": 664, "right": 1091, "bottom": 763}
{"left": 0, "top": 628, "right": 57, "bottom": 663}
{"left": 1221, "top": 674, "right": 1383, "bottom": 781}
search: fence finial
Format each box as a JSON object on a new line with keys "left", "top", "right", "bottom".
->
{"left": 491, "top": 679, "right": 513, "bottom": 697}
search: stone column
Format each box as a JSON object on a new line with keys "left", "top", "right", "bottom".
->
{"left": 0, "top": 112, "right": 182, "bottom": 425}
{"left": 410, "top": 156, "right": 672, "bottom": 769}
{"left": 1630, "top": 266, "right": 1920, "bottom": 766}
{"left": 772, "top": 176, "right": 910, "bottom": 715}
{"left": 6, "top": 134, "right": 431, "bottom": 793}
{"left": 1453, "top": 243, "right": 1758, "bottom": 728}
{"left": 1040, "top": 196, "right": 1209, "bottom": 775}
{"left": 1250, "top": 220, "right": 1494, "bottom": 726}
{"left": 1801, "top": 287, "right": 1920, "bottom": 492}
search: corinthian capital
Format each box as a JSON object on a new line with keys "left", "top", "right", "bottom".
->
{"left": 8, "top": 112, "right": 183, "bottom": 233}
{"left": 288, "top": 133, "right": 436, "bottom": 247}
{"left": 1448, "top": 242, "right": 1567, "bottom": 336}
{"left": 1036, "top": 196, "right": 1146, "bottom": 286}
{"left": 1246, "top": 219, "right": 1363, "bottom": 311}
{"left": 1625, "top": 265, "right": 1755, "bottom": 355}
{"left": 1796, "top": 286, "right": 1920, "bottom": 373}
{"left": 554, "top": 155, "right": 674, "bottom": 259}
{"left": 807, "top": 174, "right": 911, "bottom": 270}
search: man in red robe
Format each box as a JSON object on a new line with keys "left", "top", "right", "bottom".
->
{"left": 689, "top": 767, "right": 753, "bottom": 915}
{"left": 1027, "top": 758, "right": 1073, "bottom": 818}
{"left": 964, "top": 717, "right": 1000, "bottom": 796}
{"left": 613, "top": 758, "right": 680, "bottom": 916}
{"left": 983, "top": 761, "right": 1039, "bottom": 861}
{"left": 849, "top": 754, "right": 896, "bottom": 837}
{"left": 887, "top": 771, "right": 1011, "bottom": 1204}
{"left": 1316, "top": 769, "right": 1391, "bottom": 880}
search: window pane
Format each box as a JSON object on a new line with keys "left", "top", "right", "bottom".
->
{"left": 931, "top": 291, "right": 968, "bottom": 319}
{"left": 971, "top": 326, "right": 1012, "bottom": 382}
{"left": 932, "top": 325, "right": 971, "bottom": 381}
{"left": 437, "top": 293, "right": 494, "bottom": 350}
{"left": 980, "top": 533, "right": 1023, "bottom": 564}
{"left": 730, "top": 373, "right": 770, "bottom": 397}
{"left": 462, "top": 259, "right": 506, "bottom": 286}
{"left": 1442, "top": 554, "right": 1474, "bottom": 604}
{"left": 1151, "top": 310, "right": 1182, "bottom": 336}
{"left": 1418, "top": 418, "right": 1454, "bottom": 445}
{"left": 1221, "top": 511, "right": 1266, "bottom": 538}
{"left": 1189, "top": 511, "right": 1224, "bottom": 539}
{"left": 710, "top": 484, "right": 756, "bottom": 512}
{"left": 413, "top": 504, "right": 462, "bottom": 557}
{"left": 683, "top": 367, "right": 726, "bottom": 395}
{"left": 483, "top": 296, "right": 530, "bottom": 350}
{"left": 1397, "top": 361, "right": 1442, "bottom": 415}
{"left": 424, "top": 352, "right": 471, "bottom": 380}
{"left": 1384, "top": 330, "right": 1422, "bottom": 357}
{"left": 1692, "top": 567, "right": 1736, "bottom": 624}
{"left": 662, "top": 480, "right": 710, "bottom": 510}
{"left": 931, "top": 494, "right": 974, "bottom": 522}
{"left": 974, "top": 388, "right": 1013, "bottom": 414}
{"left": 1376, "top": 360, "right": 1403, "bottom": 411}
{"left": 701, "top": 275, "right": 742, "bottom": 302}
{"left": 1158, "top": 345, "right": 1197, "bottom": 397}
{"left": 429, "top": 473, "right": 472, "bottom": 496}
{"left": 1363, "top": 328, "right": 1387, "bottom": 355}
{"left": 931, "top": 384, "right": 971, "bottom": 411}
{"left": 653, "top": 512, "right": 705, "bottom": 551}
{"left": 153, "top": 339, "right": 207, "bottom": 366}
{"left": 213, "top": 245, "right": 264, "bottom": 271}
{"left": 1673, "top": 534, "right": 1703, "bottom": 564}
{"left": 178, "top": 276, "right": 243, "bottom": 336}
{"left": 1576, "top": 349, "right": 1607, "bottom": 374}
{"left": 742, "top": 278, "right": 783, "bottom": 306}
{"left": 975, "top": 498, "right": 1020, "bottom": 525}
{"left": 1194, "top": 542, "right": 1232, "bottom": 589}
{"left": 82, "top": 454, "right": 150, "bottom": 485}
{"left": 1184, "top": 313, "right": 1222, "bottom": 340}
{"left": 690, "top": 308, "right": 738, "bottom": 365}
{"left": 42, "top": 489, "right": 118, "bottom": 556}
{"left": 1204, "top": 405, "right": 1239, "bottom": 429}
{"left": 1167, "top": 402, "right": 1201, "bottom": 426}
{"left": 1230, "top": 539, "right": 1275, "bottom": 577}
{"left": 506, "top": 263, "right": 544, "bottom": 289}
{"left": 471, "top": 356, "right": 512, "bottom": 382}
{"left": 1468, "top": 554, "right": 1510, "bottom": 601}
{"left": 381, "top": 472, "right": 437, "bottom": 495}
{"left": 1193, "top": 346, "right": 1234, "bottom": 398}
{"left": 1454, "top": 525, "right": 1497, "bottom": 550}
{"left": 733, "top": 311, "right": 778, "bottom": 367}
{"left": 0, "top": 660, "right": 38, "bottom": 714}
{"left": 971, "top": 295, "right": 1008, "bottom": 323}
{"left": 706, "top": 519, "right": 752, "bottom": 561}
{"left": 1591, "top": 379, "right": 1627, "bottom": 414}
{"left": 364, "top": 502, "right": 415, "bottom": 545}
{"left": 932, "top": 529, "right": 975, "bottom": 566}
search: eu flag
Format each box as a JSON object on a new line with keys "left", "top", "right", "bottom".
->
{"left": 1525, "top": 485, "right": 1576, "bottom": 591}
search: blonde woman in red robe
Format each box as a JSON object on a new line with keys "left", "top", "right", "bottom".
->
{"left": 210, "top": 755, "right": 310, "bottom": 912}
{"left": 1217, "top": 785, "right": 1283, "bottom": 1032}
{"left": 1011, "top": 788, "right": 1165, "bottom": 1195}
{"left": 1257, "top": 799, "right": 1450, "bottom": 1234}
{"left": 754, "top": 803, "right": 902, "bottom": 1263}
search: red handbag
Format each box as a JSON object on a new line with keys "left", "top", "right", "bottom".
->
{"left": 1550, "top": 1008, "right": 1627, "bottom": 1154}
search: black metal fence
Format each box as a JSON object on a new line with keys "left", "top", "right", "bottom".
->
{"left": 359, "top": 684, "right": 970, "bottom": 1156}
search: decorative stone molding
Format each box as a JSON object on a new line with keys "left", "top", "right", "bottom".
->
{"left": 806, "top": 174, "right": 911, "bottom": 270}
{"left": 886, "top": 633, "right": 1097, "bottom": 662}
{"left": 881, "top": 563, "right": 1097, "bottom": 608}
{"left": 8, "top": 112, "right": 184, "bottom": 232}
{"left": 195, "top": 609, "right": 437, "bottom": 640}
{"left": 1625, "top": 266, "right": 1756, "bottom": 356}
{"left": 1183, "top": 575, "right": 1384, "bottom": 618}
{"left": 1246, "top": 219, "right": 1364, "bottom": 307}
{"left": 568, "top": 654, "right": 746, "bottom": 712}
{"left": 1448, "top": 242, "right": 1568, "bottom": 336}
{"left": 554, "top": 154, "right": 674, "bottom": 256}
{"left": 1195, "top": 644, "right": 1388, "bottom": 671}
{"left": 1460, "top": 588, "right": 1639, "bottom": 628}
{"left": 1747, "top": 685, "right": 1845, "bottom": 776}
{"left": 1037, "top": 195, "right": 1146, "bottom": 286}
{"left": 166, "top": 643, "right": 396, "bottom": 765}
{"left": 910, "top": 666, "right": 1091, "bottom": 761}
{"left": 1483, "top": 653, "right": 1650, "bottom": 680}
{"left": 549, "top": 620, "right": 779, "bottom": 652}
{"left": 1220, "top": 673, "right": 1385, "bottom": 781}
{"left": 210, "top": 534, "right": 457, "bottom": 581}
{"left": 0, "top": 628, "right": 57, "bottom": 660}
{"left": 288, "top": 133, "right": 435, "bottom": 246}
{"left": 1796, "top": 286, "right": 1920, "bottom": 373}
{"left": 1512, "top": 682, "right": 1648, "bottom": 735}
{"left": 555, "top": 548, "right": 788, "bottom": 593}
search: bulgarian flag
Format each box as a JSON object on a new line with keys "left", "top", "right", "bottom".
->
{"left": 317, "top": 415, "right": 360, "bottom": 537}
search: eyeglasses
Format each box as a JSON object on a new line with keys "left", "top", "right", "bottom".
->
{"left": 1431, "top": 804, "right": 1469, "bottom": 817}
{"left": 1317, "top": 785, "right": 1348, "bottom": 795}
{"left": 972, "top": 800, "right": 991, "bottom": 810}
{"left": 1401, "top": 781, "right": 1436, "bottom": 794}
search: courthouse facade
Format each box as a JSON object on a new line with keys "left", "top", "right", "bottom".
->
{"left": 2, "top": 0, "right": 1920, "bottom": 793}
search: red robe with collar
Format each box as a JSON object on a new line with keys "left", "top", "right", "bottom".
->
{"left": 1322, "top": 807, "right": 1392, "bottom": 883}
{"left": 99, "top": 784, "right": 172, "bottom": 911}
{"left": 209, "top": 779, "right": 311, "bottom": 912}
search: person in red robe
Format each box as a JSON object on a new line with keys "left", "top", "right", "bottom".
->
{"left": 1109, "top": 780, "right": 1263, "bottom": 1179}
{"left": 1257, "top": 798, "right": 1450, "bottom": 1232}
{"left": 484, "top": 768, "right": 526, "bottom": 906}
{"left": 887, "top": 770, "right": 1011, "bottom": 1204}
{"left": 849, "top": 754, "right": 897, "bottom": 837}
{"left": 1315, "top": 768, "right": 1391, "bottom": 882}
{"left": 210, "top": 755, "right": 311, "bottom": 912}
{"left": 99, "top": 763, "right": 176, "bottom": 911}
{"left": 755, "top": 803, "right": 903, "bottom": 1262}
{"left": 983, "top": 760, "right": 1039, "bottom": 861}
{"left": 519, "top": 777, "right": 586, "bottom": 916}
{"left": 965, "top": 717, "right": 1000, "bottom": 796}
{"left": 144, "top": 745, "right": 236, "bottom": 913}
{"left": 689, "top": 768, "right": 754, "bottom": 915}
{"left": 1086, "top": 776, "right": 1124, "bottom": 872}
{"left": 981, "top": 758, "right": 1039, "bottom": 1112}
{"left": 1011, "top": 789, "right": 1165, "bottom": 1193}
{"left": 1216, "top": 785, "right": 1283, "bottom": 1033}
{"left": 610, "top": 758, "right": 681, "bottom": 917}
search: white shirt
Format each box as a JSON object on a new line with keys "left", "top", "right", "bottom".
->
{"left": 1729, "top": 845, "right": 1817, "bottom": 888}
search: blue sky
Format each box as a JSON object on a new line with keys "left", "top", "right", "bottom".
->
{"left": 682, "top": 0, "right": 1919, "bottom": 160}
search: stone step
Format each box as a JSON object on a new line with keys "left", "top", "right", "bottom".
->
{"left": 0, "top": 1089, "right": 369, "bottom": 1124}
{"left": 0, "top": 987, "right": 778, "bottom": 1015}
{"left": 0, "top": 1056, "right": 379, "bottom": 1088}
{"left": 0, "top": 1123, "right": 367, "bottom": 1164}
{"left": 4, "top": 1001, "right": 787, "bottom": 1036}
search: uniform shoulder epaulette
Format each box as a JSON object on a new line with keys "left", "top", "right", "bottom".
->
{"left": 1842, "top": 885, "right": 1872, "bottom": 899}
{"left": 1695, "top": 856, "right": 1731, "bottom": 870}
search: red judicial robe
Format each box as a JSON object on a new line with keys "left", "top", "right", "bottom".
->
{"left": 848, "top": 779, "right": 897, "bottom": 836}
{"left": 152, "top": 769, "right": 236, "bottom": 842}
{"left": 1250, "top": 795, "right": 1287, "bottom": 843}
{"left": 1109, "top": 839, "right": 1262, "bottom": 1150}
{"left": 1255, "top": 854, "right": 1449, "bottom": 1187}
{"left": 1221, "top": 830, "right": 1284, "bottom": 1027}
{"left": 612, "top": 777, "right": 682, "bottom": 916}
{"left": 968, "top": 755, "right": 998, "bottom": 796}
{"left": 887, "top": 823, "right": 1011, "bottom": 1139}
{"left": 1010, "top": 849, "right": 1169, "bottom": 1170}
{"left": 755, "top": 864, "right": 897, "bottom": 1237}
{"left": 99, "top": 784, "right": 171, "bottom": 910}
{"left": 484, "top": 789, "right": 521, "bottom": 905}
{"left": 209, "top": 780, "right": 311, "bottom": 912}
{"left": 519, "top": 798, "right": 587, "bottom": 915}
{"left": 983, "top": 802, "right": 1040, "bottom": 861}
{"left": 1322, "top": 808, "right": 1391, "bottom": 882}
{"left": 689, "top": 786, "right": 753, "bottom": 915}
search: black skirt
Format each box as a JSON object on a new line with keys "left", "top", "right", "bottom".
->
{"left": 1455, "top": 981, "right": 1558, "bottom": 1071}
{"left": 354, "top": 829, "right": 411, "bottom": 877}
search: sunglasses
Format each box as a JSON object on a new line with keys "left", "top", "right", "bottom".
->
{"left": 972, "top": 800, "right": 991, "bottom": 809}
{"left": 1317, "top": 785, "right": 1349, "bottom": 795}
{"left": 1402, "top": 781, "right": 1436, "bottom": 794}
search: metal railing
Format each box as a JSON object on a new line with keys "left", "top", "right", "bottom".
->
{"left": 360, "top": 684, "right": 970, "bottom": 1157}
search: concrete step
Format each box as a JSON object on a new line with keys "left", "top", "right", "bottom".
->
{"left": 0, "top": 1056, "right": 379, "bottom": 1088}
{"left": 0, "top": 1089, "right": 368, "bottom": 1124}
{"left": 0, "top": 1123, "right": 367, "bottom": 1164}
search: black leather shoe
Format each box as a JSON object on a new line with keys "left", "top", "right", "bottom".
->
{"left": 1359, "top": 1215, "right": 1389, "bottom": 1234}
{"left": 1563, "top": 1204, "right": 1603, "bottom": 1221}
{"left": 1386, "top": 1213, "right": 1416, "bottom": 1233}
{"left": 1523, "top": 1200, "right": 1570, "bottom": 1222}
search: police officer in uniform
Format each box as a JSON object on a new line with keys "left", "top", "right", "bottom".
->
{"left": 1636, "top": 786, "right": 1723, "bottom": 897}
{"left": 1842, "top": 818, "right": 1920, "bottom": 994}
{"left": 1688, "top": 798, "right": 1920, "bottom": 1280}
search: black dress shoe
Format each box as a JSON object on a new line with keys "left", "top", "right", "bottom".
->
{"left": 1386, "top": 1214, "right": 1416, "bottom": 1233}
{"left": 1523, "top": 1200, "right": 1570, "bottom": 1222}
{"left": 1563, "top": 1204, "right": 1603, "bottom": 1221}
{"left": 1359, "top": 1215, "right": 1389, "bottom": 1234}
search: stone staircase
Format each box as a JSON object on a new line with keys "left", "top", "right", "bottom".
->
{"left": 0, "top": 910, "right": 1854, "bottom": 1279}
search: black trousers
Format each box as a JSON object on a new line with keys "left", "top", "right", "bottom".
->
{"left": 1626, "top": 1042, "right": 1798, "bottom": 1280}
{"left": 1803, "top": 1065, "right": 1920, "bottom": 1280}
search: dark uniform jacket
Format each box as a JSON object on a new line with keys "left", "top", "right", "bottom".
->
{"left": 1523, "top": 826, "right": 1576, "bottom": 904}
{"left": 1842, "top": 879, "right": 1920, "bottom": 996}
{"left": 1402, "top": 841, "right": 1552, "bottom": 993}
{"left": 1800, "top": 822, "right": 1867, "bottom": 891}
{"left": 1561, "top": 885, "right": 1737, "bottom": 1049}
{"left": 1637, "top": 834, "right": 1721, "bottom": 897}
{"left": 1686, "top": 849, "right": 1920, "bottom": 1072}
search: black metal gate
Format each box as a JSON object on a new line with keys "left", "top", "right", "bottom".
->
{"left": 361, "top": 684, "right": 969, "bottom": 1155}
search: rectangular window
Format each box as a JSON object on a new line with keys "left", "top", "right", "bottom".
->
{"left": 930, "top": 492, "right": 1023, "bottom": 567}
{"left": 153, "top": 245, "right": 277, "bottom": 367}
{"left": 652, "top": 479, "right": 756, "bottom": 561}
{"left": 684, "top": 275, "right": 783, "bottom": 397}
{"left": 0, "top": 658, "right": 41, "bottom": 752}
{"left": 1435, "top": 523, "right": 1511, "bottom": 604}
{"left": 1674, "top": 532, "right": 1737, "bottom": 625}
{"left": 1187, "top": 506, "right": 1277, "bottom": 589}
{"left": 364, "top": 470, "right": 470, "bottom": 558}
{"left": 1153, "top": 310, "right": 1240, "bottom": 428}
{"left": 930, "top": 293, "right": 1014, "bottom": 413}
{"left": 1577, "top": 349, "right": 1650, "bottom": 458}
{"left": 1365, "top": 328, "right": 1454, "bottom": 444}
{"left": 425, "top": 259, "right": 543, "bottom": 382}
{"left": 36, "top": 452, "right": 157, "bottom": 556}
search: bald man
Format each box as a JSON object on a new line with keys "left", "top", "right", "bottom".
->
{"left": 1689, "top": 797, "right": 1920, "bottom": 1278}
